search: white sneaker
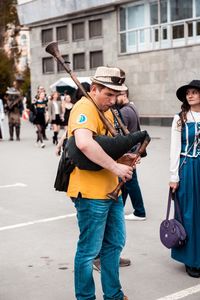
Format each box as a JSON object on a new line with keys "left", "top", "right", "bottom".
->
{"left": 41, "top": 143, "right": 45, "bottom": 148}
{"left": 125, "top": 214, "right": 146, "bottom": 221}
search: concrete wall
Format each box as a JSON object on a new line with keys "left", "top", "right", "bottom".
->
{"left": 30, "top": 10, "right": 119, "bottom": 99}
{"left": 17, "top": 0, "right": 128, "bottom": 25}
{"left": 117, "top": 45, "right": 200, "bottom": 117}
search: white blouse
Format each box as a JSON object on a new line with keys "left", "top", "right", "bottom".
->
{"left": 169, "top": 111, "right": 200, "bottom": 182}
{"left": 53, "top": 101, "right": 59, "bottom": 114}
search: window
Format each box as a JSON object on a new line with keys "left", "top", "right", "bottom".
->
{"left": 197, "top": 0, "right": 200, "bottom": 16}
{"left": 196, "top": 0, "right": 200, "bottom": 35}
{"left": 150, "top": 1, "right": 168, "bottom": 41}
{"left": 72, "top": 22, "right": 84, "bottom": 41}
{"left": 89, "top": 19, "right": 102, "bottom": 38}
{"left": 57, "top": 55, "right": 69, "bottom": 72}
{"left": 20, "top": 34, "right": 27, "bottom": 46}
{"left": 41, "top": 28, "right": 53, "bottom": 46}
{"left": 90, "top": 51, "right": 103, "bottom": 69}
{"left": 170, "top": 0, "right": 192, "bottom": 21}
{"left": 42, "top": 57, "right": 54, "bottom": 74}
{"left": 150, "top": 0, "right": 167, "bottom": 25}
{"left": 119, "top": 0, "right": 200, "bottom": 54}
{"left": 119, "top": 5, "right": 145, "bottom": 53}
{"left": 73, "top": 53, "right": 85, "bottom": 70}
{"left": 170, "top": 0, "right": 192, "bottom": 39}
{"left": 56, "top": 26, "right": 68, "bottom": 42}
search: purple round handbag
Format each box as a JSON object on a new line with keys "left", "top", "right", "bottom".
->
{"left": 160, "top": 189, "right": 187, "bottom": 249}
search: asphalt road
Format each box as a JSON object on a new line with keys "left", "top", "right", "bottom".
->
{"left": 0, "top": 118, "right": 200, "bottom": 300}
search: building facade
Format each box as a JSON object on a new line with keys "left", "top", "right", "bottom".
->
{"left": 17, "top": 0, "right": 200, "bottom": 124}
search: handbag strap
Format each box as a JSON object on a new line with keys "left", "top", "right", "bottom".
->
{"left": 166, "top": 188, "right": 183, "bottom": 223}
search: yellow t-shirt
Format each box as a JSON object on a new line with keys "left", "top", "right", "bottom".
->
{"left": 67, "top": 96, "right": 119, "bottom": 199}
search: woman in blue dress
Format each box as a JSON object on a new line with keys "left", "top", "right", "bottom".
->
{"left": 169, "top": 80, "right": 200, "bottom": 278}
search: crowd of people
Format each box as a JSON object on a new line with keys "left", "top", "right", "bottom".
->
{"left": 1, "top": 69, "right": 200, "bottom": 299}
{"left": 0, "top": 84, "right": 75, "bottom": 148}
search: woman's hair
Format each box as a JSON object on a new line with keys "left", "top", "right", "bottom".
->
{"left": 177, "top": 100, "right": 190, "bottom": 128}
{"left": 72, "top": 82, "right": 91, "bottom": 104}
{"left": 50, "top": 91, "right": 61, "bottom": 101}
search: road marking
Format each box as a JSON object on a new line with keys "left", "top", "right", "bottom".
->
{"left": 0, "top": 213, "right": 76, "bottom": 231}
{"left": 157, "top": 284, "right": 200, "bottom": 300}
{"left": 0, "top": 183, "right": 27, "bottom": 188}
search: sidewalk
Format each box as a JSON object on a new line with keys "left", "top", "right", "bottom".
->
{"left": 1, "top": 121, "right": 200, "bottom": 300}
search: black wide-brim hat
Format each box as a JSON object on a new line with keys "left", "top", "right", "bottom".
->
{"left": 176, "top": 80, "right": 200, "bottom": 102}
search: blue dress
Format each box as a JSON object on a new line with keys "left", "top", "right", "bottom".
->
{"left": 172, "top": 121, "right": 200, "bottom": 268}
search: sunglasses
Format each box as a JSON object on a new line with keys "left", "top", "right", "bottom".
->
{"left": 111, "top": 76, "right": 125, "bottom": 85}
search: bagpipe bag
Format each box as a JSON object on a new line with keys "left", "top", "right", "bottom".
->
{"left": 67, "top": 130, "right": 149, "bottom": 171}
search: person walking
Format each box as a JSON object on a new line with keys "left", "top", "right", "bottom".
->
{"left": 116, "top": 90, "right": 146, "bottom": 221}
{"left": 61, "top": 92, "right": 73, "bottom": 131}
{"left": 55, "top": 83, "right": 91, "bottom": 156}
{"left": 48, "top": 91, "right": 63, "bottom": 145}
{"left": 4, "top": 87, "right": 23, "bottom": 141}
{"left": 67, "top": 66, "right": 133, "bottom": 300}
{"left": 31, "top": 91, "right": 47, "bottom": 148}
{"left": 0, "top": 97, "right": 5, "bottom": 140}
{"left": 33, "top": 86, "right": 49, "bottom": 140}
{"left": 169, "top": 80, "right": 200, "bottom": 278}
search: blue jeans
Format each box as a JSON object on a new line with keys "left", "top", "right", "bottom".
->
{"left": 73, "top": 196, "right": 126, "bottom": 300}
{"left": 122, "top": 169, "right": 146, "bottom": 217}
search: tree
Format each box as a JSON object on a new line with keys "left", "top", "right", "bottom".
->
{"left": 0, "top": 0, "right": 30, "bottom": 96}
{"left": 0, "top": 49, "right": 15, "bottom": 94}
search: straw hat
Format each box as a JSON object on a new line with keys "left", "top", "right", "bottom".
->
{"left": 91, "top": 66, "right": 127, "bottom": 92}
{"left": 6, "top": 87, "right": 20, "bottom": 95}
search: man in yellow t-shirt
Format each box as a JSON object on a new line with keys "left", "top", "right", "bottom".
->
{"left": 68, "top": 66, "right": 133, "bottom": 300}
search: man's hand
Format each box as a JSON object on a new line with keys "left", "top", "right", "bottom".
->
{"left": 111, "top": 162, "right": 133, "bottom": 182}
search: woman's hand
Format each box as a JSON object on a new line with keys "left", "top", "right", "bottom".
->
{"left": 169, "top": 181, "right": 179, "bottom": 193}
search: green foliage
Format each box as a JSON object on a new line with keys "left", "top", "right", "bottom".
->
{"left": 0, "top": 49, "right": 15, "bottom": 94}
{"left": 0, "top": 0, "right": 19, "bottom": 28}
{"left": 21, "top": 66, "right": 31, "bottom": 97}
{"left": 0, "top": 0, "right": 27, "bottom": 96}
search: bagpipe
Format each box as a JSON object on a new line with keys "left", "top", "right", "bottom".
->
{"left": 67, "top": 131, "right": 149, "bottom": 171}
{"left": 46, "top": 42, "right": 151, "bottom": 200}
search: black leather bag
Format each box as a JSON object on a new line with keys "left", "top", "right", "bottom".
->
{"left": 29, "top": 110, "right": 36, "bottom": 123}
{"left": 54, "top": 141, "right": 75, "bottom": 192}
{"left": 160, "top": 189, "right": 187, "bottom": 249}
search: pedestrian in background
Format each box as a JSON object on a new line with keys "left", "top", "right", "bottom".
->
{"left": 4, "top": 87, "right": 23, "bottom": 141}
{"left": 72, "top": 81, "right": 91, "bottom": 104}
{"left": 48, "top": 91, "right": 63, "bottom": 145}
{"left": 169, "top": 80, "right": 200, "bottom": 278}
{"left": 67, "top": 66, "right": 132, "bottom": 300}
{"left": 34, "top": 86, "right": 49, "bottom": 140}
{"left": 116, "top": 89, "right": 146, "bottom": 221}
{"left": 55, "top": 83, "right": 91, "bottom": 156}
{"left": 31, "top": 91, "right": 47, "bottom": 148}
{"left": 62, "top": 92, "right": 73, "bottom": 131}
{"left": 0, "top": 97, "right": 5, "bottom": 140}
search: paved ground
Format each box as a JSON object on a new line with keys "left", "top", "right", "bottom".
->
{"left": 0, "top": 118, "right": 200, "bottom": 300}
